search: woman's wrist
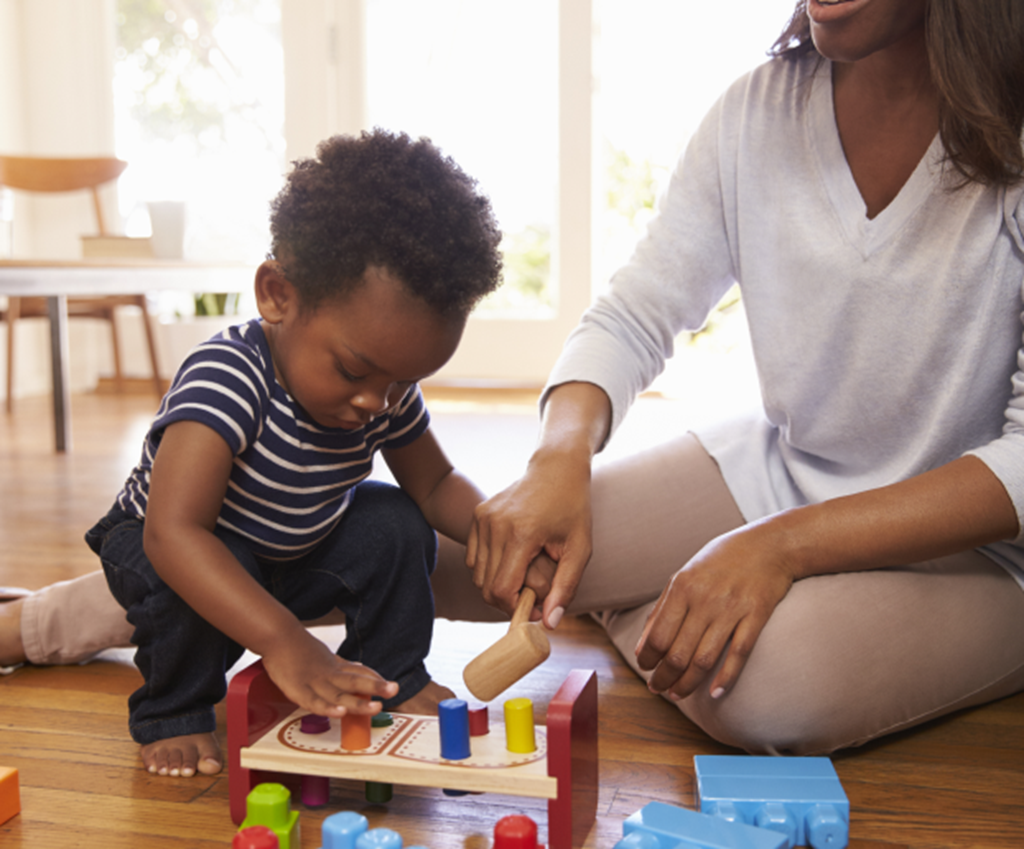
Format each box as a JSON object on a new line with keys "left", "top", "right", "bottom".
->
{"left": 738, "top": 508, "right": 822, "bottom": 583}
{"left": 537, "top": 381, "right": 612, "bottom": 461}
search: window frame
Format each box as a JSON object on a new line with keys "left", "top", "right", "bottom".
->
{"left": 282, "top": 0, "right": 595, "bottom": 386}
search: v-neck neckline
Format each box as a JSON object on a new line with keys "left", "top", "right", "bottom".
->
{"left": 809, "top": 60, "right": 944, "bottom": 258}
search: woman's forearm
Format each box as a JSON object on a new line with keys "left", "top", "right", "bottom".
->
{"left": 532, "top": 381, "right": 613, "bottom": 468}
{"left": 767, "top": 455, "right": 1018, "bottom": 580}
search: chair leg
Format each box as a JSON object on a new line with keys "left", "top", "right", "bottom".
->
{"left": 133, "top": 295, "right": 163, "bottom": 397}
{"left": 5, "top": 296, "right": 20, "bottom": 414}
{"left": 107, "top": 309, "right": 124, "bottom": 393}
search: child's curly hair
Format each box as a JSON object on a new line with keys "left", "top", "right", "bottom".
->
{"left": 269, "top": 129, "right": 504, "bottom": 317}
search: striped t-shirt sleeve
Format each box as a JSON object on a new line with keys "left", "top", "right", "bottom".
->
{"left": 151, "top": 335, "right": 270, "bottom": 455}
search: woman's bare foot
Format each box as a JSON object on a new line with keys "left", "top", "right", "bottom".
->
{"left": 394, "top": 679, "right": 457, "bottom": 715}
{"left": 140, "top": 732, "right": 222, "bottom": 777}
{"left": 0, "top": 598, "right": 27, "bottom": 668}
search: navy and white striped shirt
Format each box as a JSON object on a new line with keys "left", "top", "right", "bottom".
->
{"left": 116, "top": 319, "right": 430, "bottom": 560}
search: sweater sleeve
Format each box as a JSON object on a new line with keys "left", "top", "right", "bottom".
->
{"left": 965, "top": 187, "right": 1024, "bottom": 541}
{"left": 543, "top": 81, "right": 743, "bottom": 442}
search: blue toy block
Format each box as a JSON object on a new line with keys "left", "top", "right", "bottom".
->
{"left": 613, "top": 832, "right": 661, "bottom": 849}
{"left": 320, "top": 813, "right": 431, "bottom": 849}
{"left": 693, "top": 756, "right": 849, "bottom": 849}
{"left": 320, "top": 811, "right": 369, "bottom": 849}
{"left": 355, "top": 827, "right": 403, "bottom": 849}
{"left": 617, "top": 801, "right": 787, "bottom": 849}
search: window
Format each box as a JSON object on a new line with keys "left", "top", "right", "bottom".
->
{"left": 114, "top": 0, "right": 285, "bottom": 317}
{"left": 113, "top": 0, "right": 799, "bottom": 386}
{"left": 593, "top": 0, "right": 795, "bottom": 407}
{"left": 366, "top": 0, "right": 558, "bottom": 318}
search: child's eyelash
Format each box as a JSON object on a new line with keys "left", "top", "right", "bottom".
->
{"left": 337, "top": 364, "right": 367, "bottom": 381}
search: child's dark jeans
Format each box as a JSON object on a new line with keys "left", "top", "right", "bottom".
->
{"left": 86, "top": 480, "right": 437, "bottom": 745}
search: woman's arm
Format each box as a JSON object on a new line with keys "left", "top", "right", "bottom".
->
{"left": 637, "top": 454, "right": 1019, "bottom": 701}
{"left": 465, "top": 381, "right": 612, "bottom": 625}
{"left": 145, "top": 420, "right": 397, "bottom": 716}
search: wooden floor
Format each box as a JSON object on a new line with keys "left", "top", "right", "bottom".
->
{"left": 1, "top": 392, "right": 1023, "bottom": 848}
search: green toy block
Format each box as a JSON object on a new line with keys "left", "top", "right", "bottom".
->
{"left": 241, "top": 782, "right": 301, "bottom": 849}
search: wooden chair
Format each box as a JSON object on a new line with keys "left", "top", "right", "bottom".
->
{"left": 0, "top": 155, "right": 163, "bottom": 413}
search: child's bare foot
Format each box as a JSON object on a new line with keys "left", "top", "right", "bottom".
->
{"left": 394, "top": 679, "right": 457, "bottom": 715}
{"left": 0, "top": 597, "right": 27, "bottom": 668}
{"left": 140, "top": 732, "right": 222, "bottom": 777}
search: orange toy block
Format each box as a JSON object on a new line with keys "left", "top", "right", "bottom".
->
{"left": 0, "top": 766, "right": 20, "bottom": 825}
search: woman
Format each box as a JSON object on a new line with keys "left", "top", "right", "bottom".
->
{"left": 468, "top": 0, "right": 1024, "bottom": 754}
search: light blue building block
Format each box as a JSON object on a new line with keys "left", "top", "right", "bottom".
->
{"left": 355, "top": 828, "right": 403, "bottom": 849}
{"left": 693, "top": 756, "right": 849, "bottom": 849}
{"left": 321, "top": 814, "right": 430, "bottom": 849}
{"left": 320, "top": 811, "right": 368, "bottom": 849}
{"left": 615, "top": 801, "right": 787, "bottom": 849}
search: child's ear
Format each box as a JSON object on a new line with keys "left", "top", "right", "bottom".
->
{"left": 254, "top": 261, "right": 296, "bottom": 324}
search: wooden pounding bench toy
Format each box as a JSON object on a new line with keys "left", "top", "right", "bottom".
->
{"left": 226, "top": 660, "right": 598, "bottom": 849}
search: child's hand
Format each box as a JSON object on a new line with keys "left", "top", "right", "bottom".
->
{"left": 635, "top": 521, "right": 795, "bottom": 701}
{"left": 261, "top": 630, "right": 399, "bottom": 717}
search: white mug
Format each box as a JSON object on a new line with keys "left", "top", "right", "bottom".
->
{"left": 147, "top": 201, "right": 186, "bottom": 259}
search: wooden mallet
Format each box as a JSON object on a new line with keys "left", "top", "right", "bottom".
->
{"left": 463, "top": 587, "right": 552, "bottom": 702}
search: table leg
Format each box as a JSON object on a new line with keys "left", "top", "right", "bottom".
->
{"left": 47, "top": 295, "right": 71, "bottom": 453}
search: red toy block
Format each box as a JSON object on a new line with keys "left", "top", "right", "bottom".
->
{"left": 234, "top": 825, "right": 280, "bottom": 848}
{"left": 494, "top": 814, "right": 544, "bottom": 849}
{"left": 0, "top": 766, "right": 20, "bottom": 826}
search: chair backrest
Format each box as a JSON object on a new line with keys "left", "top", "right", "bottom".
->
{"left": 0, "top": 155, "right": 128, "bottom": 236}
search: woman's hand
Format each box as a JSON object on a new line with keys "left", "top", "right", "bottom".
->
{"left": 636, "top": 520, "right": 796, "bottom": 701}
{"left": 466, "top": 382, "right": 612, "bottom": 628}
{"left": 467, "top": 448, "right": 593, "bottom": 625}
{"left": 261, "top": 629, "right": 398, "bottom": 718}
{"left": 636, "top": 454, "right": 1023, "bottom": 702}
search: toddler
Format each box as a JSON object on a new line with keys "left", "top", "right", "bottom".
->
{"left": 85, "top": 129, "right": 502, "bottom": 777}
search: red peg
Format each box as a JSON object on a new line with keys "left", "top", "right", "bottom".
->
{"left": 468, "top": 704, "right": 489, "bottom": 736}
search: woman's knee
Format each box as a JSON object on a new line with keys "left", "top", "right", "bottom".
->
{"left": 679, "top": 580, "right": 870, "bottom": 755}
{"left": 681, "top": 674, "right": 843, "bottom": 756}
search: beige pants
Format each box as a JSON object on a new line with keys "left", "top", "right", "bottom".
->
{"left": 23, "top": 434, "right": 1024, "bottom": 754}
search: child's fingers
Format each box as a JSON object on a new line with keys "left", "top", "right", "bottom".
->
{"left": 305, "top": 691, "right": 382, "bottom": 718}
{"left": 335, "top": 664, "right": 399, "bottom": 696}
{"left": 305, "top": 665, "right": 398, "bottom": 710}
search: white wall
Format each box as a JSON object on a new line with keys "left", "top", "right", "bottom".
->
{"left": 0, "top": 0, "right": 118, "bottom": 400}
{"left": 15, "top": 0, "right": 119, "bottom": 258}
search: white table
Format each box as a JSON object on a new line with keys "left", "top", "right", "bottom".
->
{"left": 0, "top": 259, "right": 253, "bottom": 452}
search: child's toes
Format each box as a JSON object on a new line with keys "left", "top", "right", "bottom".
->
{"left": 140, "top": 733, "right": 222, "bottom": 778}
{"left": 141, "top": 742, "right": 170, "bottom": 775}
{"left": 194, "top": 733, "right": 223, "bottom": 775}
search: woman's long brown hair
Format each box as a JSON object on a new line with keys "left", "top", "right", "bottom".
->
{"left": 771, "top": 0, "right": 1024, "bottom": 188}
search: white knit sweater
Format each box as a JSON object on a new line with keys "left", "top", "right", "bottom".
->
{"left": 546, "top": 55, "right": 1024, "bottom": 589}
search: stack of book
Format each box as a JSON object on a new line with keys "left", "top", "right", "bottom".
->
{"left": 81, "top": 235, "right": 154, "bottom": 258}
